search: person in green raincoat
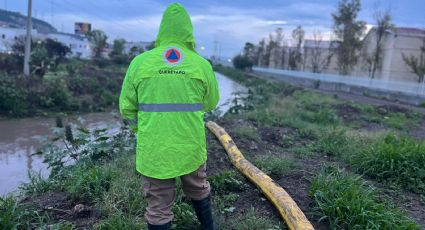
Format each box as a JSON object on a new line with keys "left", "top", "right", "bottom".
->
{"left": 119, "top": 3, "right": 219, "bottom": 230}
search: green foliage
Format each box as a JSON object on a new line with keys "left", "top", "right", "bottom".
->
{"left": 0, "top": 196, "right": 47, "bottom": 230}
{"left": 64, "top": 165, "right": 117, "bottom": 201}
{"left": 312, "top": 127, "right": 350, "bottom": 156}
{"left": 172, "top": 201, "right": 199, "bottom": 229}
{"left": 40, "top": 122, "right": 134, "bottom": 176}
{"left": 310, "top": 165, "right": 419, "bottom": 229}
{"left": 87, "top": 29, "right": 108, "bottom": 58}
{"left": 213, "top": 193, "right": 239, "bottom": 214}
{"left": 351, "top": 134, "right": 425, "bottom": 193}
{"left": 0, "top": 74, "right": 27, "bottom": 116}
{"left": 332, "top": 0, "right": 366, "bottom": 75}
{"left": 252, "top": 155, "right": 295, "bottom": 175}
{"left": 232, "top": 54, "right": 254, "bottom": 70}
{"left": 20, "top": 171, "right": 58, "bottom": 196}
{"left": 402, "top": 36, "right": 425, "bottom": 83}
{"left": 110, "top": 38, "right": 129, "bottom": 64}
{"left": 101, "top": 173, "right": 146, "bottom": 216}
{"left": 95, "top": 212, "right": 144, "bottom": 230}
{"left": 220, "top": 207, "right": 282, "bottom": 230}
{"left": 231, "top": 125, "right": 260, "bottom": 141}
{"left": 208, "top": 171, "right": 246, "bottom": 196}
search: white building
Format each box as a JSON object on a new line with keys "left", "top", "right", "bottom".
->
{"left": 0, "top": 27, "right": 39, "bottom": 53}
{"left": 123, "top": 41, "right": 152, "bottom": 54}
{"left": 0, "top": 26, "right": 92, "bottom": 59}
{"left": 361, "top": 27, "right": 425, "bottom": 82}
{"left": 44, "top": 32, "right": 92, "bottom": 59}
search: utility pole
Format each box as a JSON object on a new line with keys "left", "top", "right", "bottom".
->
{"left": 23, "top": 0, "right": 32, "bottom": 77}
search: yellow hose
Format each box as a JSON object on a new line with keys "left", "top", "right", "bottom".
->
{"left": 206, "top": 121, "right": 314, "bottom": 230}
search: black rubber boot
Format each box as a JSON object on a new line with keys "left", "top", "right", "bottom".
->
{"left": 192, "top": 195, "right": 215, "bottom": 230}
{"left": 147, "top": 222, "right": 172, "bottom": 230}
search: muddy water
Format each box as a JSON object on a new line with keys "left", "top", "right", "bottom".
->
{"left": 0, "top": 72, "right": 246, "bottom": 195}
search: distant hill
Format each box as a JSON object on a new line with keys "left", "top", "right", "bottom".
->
{"left": 0, "top": 9, "right": 57, "bottom": 33}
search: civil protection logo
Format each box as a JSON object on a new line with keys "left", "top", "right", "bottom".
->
{"left": 163, "top": 47, "right": 184, "bottom": 65}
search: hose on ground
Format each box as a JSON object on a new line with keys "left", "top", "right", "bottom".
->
{"left": 206, "top": 121, "right": 314, "bottom": 230}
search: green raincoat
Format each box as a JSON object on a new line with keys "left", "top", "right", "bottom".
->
{"left": 119, "top": 3, "right": 220, "bottom": 179}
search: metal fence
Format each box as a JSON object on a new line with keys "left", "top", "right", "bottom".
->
{"left": 253, "top": 67, "right": 425, "bottom": 96}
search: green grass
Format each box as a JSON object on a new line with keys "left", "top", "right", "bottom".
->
{"left": 351, "top": 134, "right": 425, "bottom": 193}
{"left": 311, "top": 127, "right": 351, "bottom": 157}
{"left": 252, "top": 155, "right": 295, "bottom": 175}
{"left": 232, "top": 125, "right": 260, "bottom": 141}
{"left": 94, "top": 212, "right": 144, "bottom": 230}
{"left": 0, "top": 196, "right": 48, "bottom": 230}
{"left": 208, "top": 171, "right": 247, "bottom": 196}
{"left": 219, "top": 207, "right": 283, "bottom": 230}
{"left": 309, "top": 165, "right": 419, "bottom": 229}
{"left": 358, "top": 104, "right": 422, "bottom": 130}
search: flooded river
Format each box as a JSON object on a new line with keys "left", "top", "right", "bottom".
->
{"left": 0, "top": 72, "right": 246, "bottom": 195}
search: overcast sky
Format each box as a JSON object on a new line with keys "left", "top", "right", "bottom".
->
{"left": 3, "top": 0, "right": 425, "bottom": 58}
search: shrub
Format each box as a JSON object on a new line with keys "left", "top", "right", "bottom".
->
{"left": 232, "top": 55, "right": 254, "bottom": 71}
{"left": 208, "top": 171, "right": 246, "bottom": 196}
{"left": 351, "top": 134, "right": 425, "bottom": 193}
{"left": 0, "top": 74, "right": 27, "bottom": 116}
{"left": 65, "top": 165, "right": 118, "bottom": 201}
{"left": 309, "top": 165, "right": 419, "bottom": 229}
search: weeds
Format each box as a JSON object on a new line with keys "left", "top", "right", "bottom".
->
{"left": 311, "top": 127, "right": 350, "bottom": 156}
{"left": 252, "top": 155, "right": 295, "bottom": 175}
{"left": 351, "top": 134, "right": 425, "bottom": 193}
{"left": 208, "top": 171, "right": 246, "bottom": 195}
{"left": 219, "top": 207, "right": 283, "bottom": 230}
{"left": 232, "top": 125, "right": 260, "bottom": 141}
{"left": 64, "top": 165, "right": 118, "bottom": 201}
{"left": 20, "top": 171, "right": 58, "bottom": 196}
{"left": 309, "top": 165, "right": 419, "bottom": 229}
{"left": 0, "top": 196, "right": 48, "bottom": 230}
{"left": 94, "top": 212, "right": 144, "bottom": 230}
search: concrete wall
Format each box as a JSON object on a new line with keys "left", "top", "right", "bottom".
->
{"left": 253, "top": 67, "right": 425, "bottom": 106}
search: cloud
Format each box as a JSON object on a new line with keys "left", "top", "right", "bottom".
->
{"left": 267, "top": 20, "right": 288, "bottom": 25}
{"left": 52, "top": 2, "right": 337, "bottom": 57}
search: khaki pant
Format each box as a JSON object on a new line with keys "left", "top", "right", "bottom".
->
{"left": 142, "top": 164, "right": 211, "bottom": 225}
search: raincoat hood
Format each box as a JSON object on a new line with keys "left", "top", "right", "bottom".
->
{"left": 155, "top": 3, "right": 195, "bottom": 50}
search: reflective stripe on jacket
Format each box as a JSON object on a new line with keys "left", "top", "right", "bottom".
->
{"left": 119, "top": 3, "right": 220, "bottom": 179}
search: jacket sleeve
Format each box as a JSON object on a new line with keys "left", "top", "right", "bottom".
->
{"left": 119, "top": 60, "right": 138, "bottom": 132}
{"left": 203, "top": 64, "right": 220, "bottom": 112}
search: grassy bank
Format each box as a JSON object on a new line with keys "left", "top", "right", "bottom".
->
{"left": 1, "top": 66, "right": 424, "bottom": 229}
{"left": 0, "top": 59, "right": 126, "bottom": 118}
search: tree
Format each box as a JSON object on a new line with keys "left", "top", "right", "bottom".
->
{"left": 128, "top": 46, "right": 144, "bottom": 60}
{"left": 257, "top": 39, "right": 266, "bottom": 66}
{"left": 289, "top": 25, "right": 305, "bottom": 70}
{"left": 145, "top": 41, "right": 155, "bottom": 51}
{"left": 233, "top": 55, "right": 253, "bottom": 71}
{"left": 309, "top": 31, "right": 334, "bottom": 73}
{"left": 365, "top": 10, "right": 394, "bottom": 78}
{"left": 109, "top": 38, "right": 127, "bottom": 64}
{"left": 87, "top": 29, "right": 108, "bottom": 58}
{"left": 243, "top": 42, "right": 256, "bottom": 62}
{"left": 44, "top": 38, "right": 71, "bottom": 69}
{"left": 403, "top": 36, "right": 425, "bottom": 83}
{"left": 332, "top": 0, "right": 366, "bottom": 75}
